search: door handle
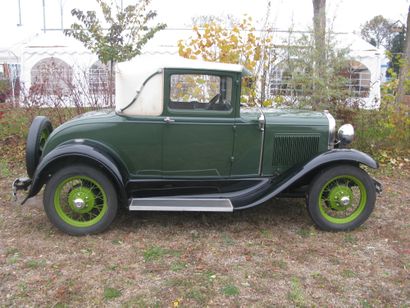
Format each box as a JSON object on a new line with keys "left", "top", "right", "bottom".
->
{"left": 164, "top": 117, "right": 175, "bottom": 124}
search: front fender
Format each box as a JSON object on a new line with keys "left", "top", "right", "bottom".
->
{"left": 23, "top": 141, "right": 128, "bottom": 204}
{"left": 234, "top": 149, "right": 378, "bottom": 209}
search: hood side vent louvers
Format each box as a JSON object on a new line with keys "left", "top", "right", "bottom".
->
{"left": 273, "top": 134, "right": 320, "bottom": 170}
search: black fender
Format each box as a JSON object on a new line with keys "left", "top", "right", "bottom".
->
{"left": 233, "top": 149, "right": 378, "bottom": 209}
{"left": 23, "top": 140, "right": 128, "bottom": 204}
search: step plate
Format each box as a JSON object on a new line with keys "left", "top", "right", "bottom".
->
{"left": 129, "top": 198, "right": 233, "bottom": 212}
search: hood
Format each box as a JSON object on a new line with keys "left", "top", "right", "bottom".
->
{"left": 242, "top": 108, "right": 328, "bottom": 126}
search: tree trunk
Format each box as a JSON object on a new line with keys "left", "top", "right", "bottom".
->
{"left": 396, "top": 6, "right": 410, "bottom": 104}
{"left": 109, "top": 60, "right": 114, "bottom": 107}
{"left": 312, "top": 0, "right": 326, "bottom": 109}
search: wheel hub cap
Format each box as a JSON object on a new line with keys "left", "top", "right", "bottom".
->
{"left": 340, "top": 196, "right": 350, "bottom": 206}
{"left": 67, "top": 187, "right": 96, "bottom": 213}
{"left": 73, "top": 198, "right": 86, "bottom": 209}
{"left": 328, "top": 185, "right": 353, "bottom": 211}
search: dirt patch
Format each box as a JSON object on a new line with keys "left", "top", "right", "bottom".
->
{"left": 0, "top": 164, "right": 409, "bottom": 307}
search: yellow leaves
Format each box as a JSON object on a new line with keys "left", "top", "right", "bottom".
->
{"left": 177, "top": 15, "right": 276, "bottom": 106}
{"left": 230, "top": 35, "right": 239, "bottom": 44}
{"left": 247, "top": 33, "right": 256, "bottom": 45}
{"left": 178, "top": 16, "right": 271, "bottom": 70}
{"left": 254, "top": 45, "right": 261, "bottom": 61}
{"left": 172, "top": 298, "right": 181, "bottom": 307}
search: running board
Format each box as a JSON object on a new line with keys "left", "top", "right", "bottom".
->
{"left": 129, "top": 198, "right": 233, "bottom": 212}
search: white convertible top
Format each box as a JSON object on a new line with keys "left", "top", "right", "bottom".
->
{"left": 117, "top": 55, "right": 245, "bottom": 75}
{"left": 115, "top": 55, "right": 248, "bottom": 115}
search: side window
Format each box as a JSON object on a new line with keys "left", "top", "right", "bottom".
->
{"left": 169, "top": 74, "right": 232, "bottom": 111}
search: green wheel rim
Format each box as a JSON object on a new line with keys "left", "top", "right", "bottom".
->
{"left": 39, "top": 129, "right": 49, "bottom": 152}
{"left": 318, "top": 175, "right": 367, "bottom": 224}
{"left": 54, "top": 176, "right": 108, "bottom": 227}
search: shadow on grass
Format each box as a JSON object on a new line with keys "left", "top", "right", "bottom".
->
{"left": 112, "top": 198, "right": 310, "bottom": 233}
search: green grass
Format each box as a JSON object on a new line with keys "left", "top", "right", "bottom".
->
{"left": 111, "top": 239, "right": 123, "bottom": 245}
{"left": 25, "top": 259, "right": 46, "bottom": 269}
{"left": 5, "top": 247, "right": 19, "bottom": 256}
{"left": 187, "top": 288, "right": 208, "bottom": 304}
{"left": 0, "top": 161, "right": 10, "bottom": 177}
{"left": 296, "top": 227, "right": 315, "bottom": 238}
{"left": 103, "top": 287, "right": 121, "bottom": 300}
{"left": 221, "top": 284, "right": 239, "bottom": 296}
{"left": 287, "top": 277, "right": 305, "bottom": 306}
{"left": 6, "top": 248, "right": 20, "bottom": 265}
{"left": 272, "top": 259, "right": 288, "bottom": 270}
{"left": 143, "top": 246, "right": 180, "bottom": 262}
{"left": 361, "top": 299, "right": 372, "bottom": 308}
{"left": 170, "top": 261, "right": 187, "bottom": 272}
{"left": 341, "top": 269, "right": 356, "bottom": 278}
{"left": 344, "top": 234, "right": 358, "bottom": 244}
{"left": 143, "top": 246, "right": 167, "bottom": 262}
{"left": 221, "top": 233, "right": 235, "bottom": 245}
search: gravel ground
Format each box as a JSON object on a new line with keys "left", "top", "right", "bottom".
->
{"left": 0, "top": 163, "right": 409, "bottom": 307}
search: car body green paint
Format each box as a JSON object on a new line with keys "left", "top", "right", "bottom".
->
{"left": 41, "top": 67, "right": 330, "bottom": 179}
{"left": 17, "top": 58, "right": 382, "bottom": 233}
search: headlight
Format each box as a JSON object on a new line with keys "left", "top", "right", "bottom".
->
{"left": 338, "top": 124, "right": 354, "bottom": 144}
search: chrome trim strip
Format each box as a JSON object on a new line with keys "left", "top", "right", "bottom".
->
{"left": 324, "top": 110, "right": 336, "bottom": 149}
{"left": 129, "top": 198, "right": 233, "bottom": 212}
{"left": 257, "top": 108, "right": 266, "bottom": 175}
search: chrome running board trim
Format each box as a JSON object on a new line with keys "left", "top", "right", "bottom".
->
{"left": 129, "top": 198, "right": 233, "bottom": 212}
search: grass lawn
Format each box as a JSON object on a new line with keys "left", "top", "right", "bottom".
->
{"left": 0, "top": 161, "right": 409, "bottom": 307}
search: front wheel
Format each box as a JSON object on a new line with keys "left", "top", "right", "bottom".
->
{"left": 307, "top": 165, "right": 376, "bottom": 231}
{"left": 43, "top": 164, "right": 118, "bottom": 235}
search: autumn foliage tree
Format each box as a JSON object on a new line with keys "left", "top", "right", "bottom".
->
{"left": 178, "top": 16, "right": 275, "bottom": 106}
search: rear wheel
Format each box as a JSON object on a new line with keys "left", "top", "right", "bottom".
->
{"left": 307, "top": 165, "right": 376, "bottom": 231}
{"left": 43, "top": 164, "right": 118, "bottom": 235}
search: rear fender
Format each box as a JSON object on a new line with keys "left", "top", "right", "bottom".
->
{"left": 234, "top": 149, "right": 378, "bottom": 209}
{"left": 23, "top": 140, "right": 128, "bottom": 204}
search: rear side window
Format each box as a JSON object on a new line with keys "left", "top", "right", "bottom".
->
{"left": 169, "top": 74, "right": 232, "bottom": 111}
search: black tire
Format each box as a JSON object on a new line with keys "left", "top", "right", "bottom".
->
{"left": 26, "top": 116, "right": 53, "bottom": 178}
{"left": 307, "top": 165, "right": 376, "bottom": 231}
{"left": 43, "top": 164, "right": 118, "bottom": 235}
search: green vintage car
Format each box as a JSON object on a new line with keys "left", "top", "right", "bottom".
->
{"left": 13, "top": 56, "right": 382, "bottom": 235}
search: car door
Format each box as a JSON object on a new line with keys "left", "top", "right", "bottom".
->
{"left": 161, "top": 69, "right": 236, "bottom": 177}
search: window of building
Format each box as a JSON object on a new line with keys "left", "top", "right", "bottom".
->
{"left": 89, "top": 62, "right": 111, "bottom": 94}
{"left": 31, "top": 57, "right": 73, "bottom": 95}
{"left": 269, "top": 60, "right": 311, "bottom": 97}
{"left": 270, "top": 59, "right": 371, "bottom": 99}
{"left": 169, "top": 74, "right": 232, "bottom": 111}
{"left": 340, "top": 61, "right": 371, "bottom": 98}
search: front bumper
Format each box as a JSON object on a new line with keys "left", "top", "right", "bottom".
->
{"left": 12, "top": 177, "right": 32, "bottom": 201}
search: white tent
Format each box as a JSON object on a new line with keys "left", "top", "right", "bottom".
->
{"left": 7, "top": 30, "right": 386, "bottom": 109}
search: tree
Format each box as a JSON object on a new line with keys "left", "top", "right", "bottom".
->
{"left": 360, "top": 15, "right": 394, "bottom": 49}
{"left": 178, "top": 15, "right": 275, "bottom": 106}
{"left": 312, "top": 0, "right": 326, "bottom": 106}
{"left": 387, "top": 30, "right": 405, "bottom": 76}
{"left": 396, "top": 6, "right": 410, "bottom": 104}
{"left": 64, "top": 0, "right": 166, "bottom": 104}
{"left": 275, "top": 31, "right": 351, "bottom": 112}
